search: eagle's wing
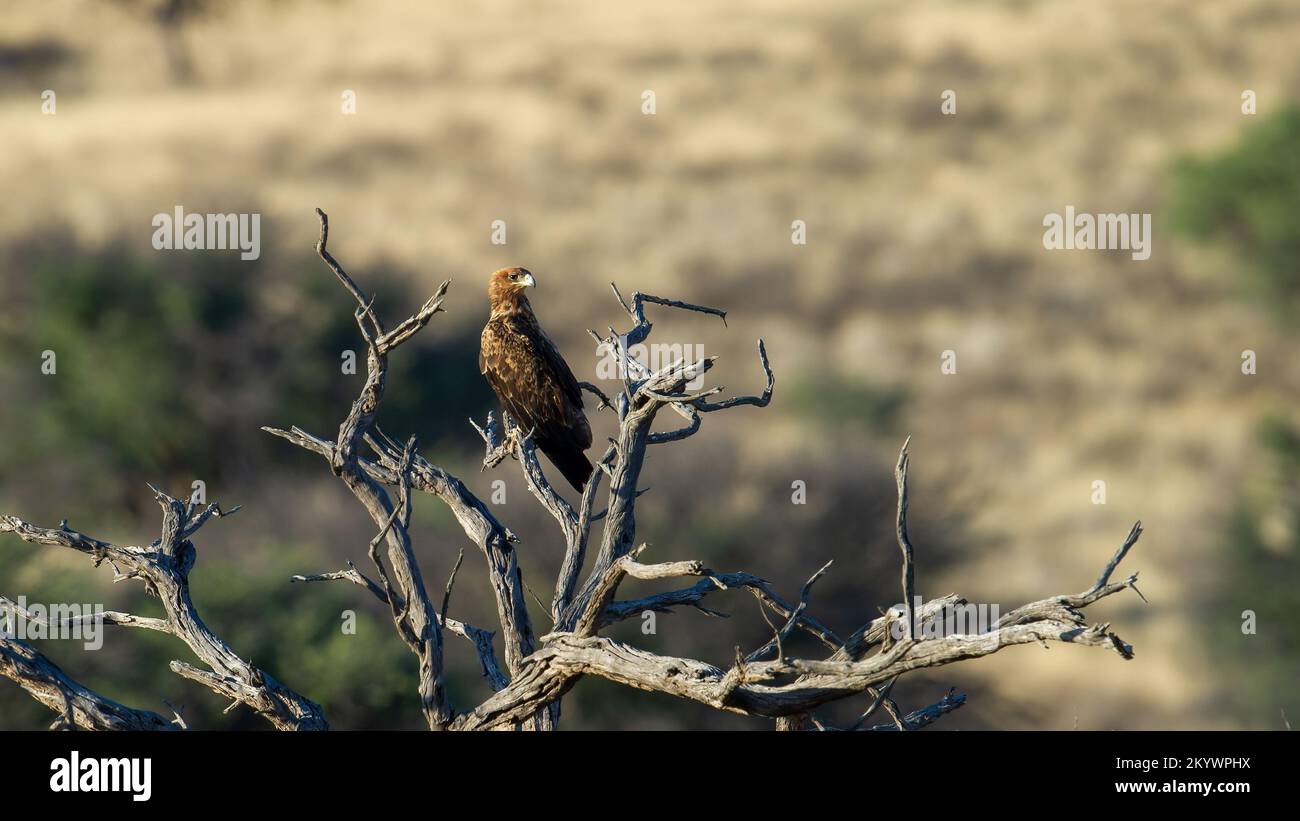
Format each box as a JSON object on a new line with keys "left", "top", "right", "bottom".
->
{"left": 480, "top": 315, "right": 593, "bottom": 489}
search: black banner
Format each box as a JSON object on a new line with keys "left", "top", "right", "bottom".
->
{"left": 8, "top": 730, "right": 1289, "bottom": 808}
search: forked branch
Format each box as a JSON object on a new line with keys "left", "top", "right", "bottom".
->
{"left": 2, "top": 211, "right": 1145, "bottom": 732}
{"left": 1, "top": 493, "right": 327, "bottom": 730}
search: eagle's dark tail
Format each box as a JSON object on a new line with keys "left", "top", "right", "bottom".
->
{"left": 540, "top": 440, "right": 594, "bottom": 493}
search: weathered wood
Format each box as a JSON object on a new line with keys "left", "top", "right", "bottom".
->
{"left": 1, "top": 212, "right": 1145, "bottom": 732}
{"left": 1, "top": 496, "right": 328, "bottom": 730}
{"left": 0, "top": 633, "right": 175, "bottom": 731}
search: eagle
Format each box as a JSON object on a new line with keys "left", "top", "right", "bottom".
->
{"left": 479, "top": 267, "right": 594, "bottom": 492}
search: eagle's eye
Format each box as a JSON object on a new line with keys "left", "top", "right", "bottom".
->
{"left": 508, "top": 271, "right": 519, "bottom": 281}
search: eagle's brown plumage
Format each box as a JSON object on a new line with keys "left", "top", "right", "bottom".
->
{"left": 480, "top": 267, "right": 593, "bottom": 492}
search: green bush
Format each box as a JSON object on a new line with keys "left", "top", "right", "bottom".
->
{"left": 0, "top": 239, "right": 492, "bottom": 520}
{"left": 1171, "top": 107, "right": 1300, "bottom": 319}
{"left": 1206, "top": 415, "right": 1300, "bottom": 727}
{"left": 785, "top": 370, "right": 907, "bottom": 434}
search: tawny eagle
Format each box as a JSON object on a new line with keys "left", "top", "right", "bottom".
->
{"left": 479, "top": 267, "right": 594, "bottom": 491}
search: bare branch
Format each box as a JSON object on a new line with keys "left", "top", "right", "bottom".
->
{"left": 693, "top": 339, "right": 775, "bottom": 413}
{"left": 455, "top": 521, "right": 1142, "bottom": 729}
{"left": 601, "top": 570, "right": 843, "bottom": 650}
{"left": 0, "top": 499, "right": 328, "bottom": 730}
{"left": 1, "top": 596, "right": 172, "bottom": 635}
{"left": 442, "top": 548, "right": 465, "bottom": 627}
{"left": 291, "top": 560, "right": 388, "bottom": 602}
{"left": 310, "top": 208, "right": 452, "bottom": 729}
{"left": 267, "top": 423, "right": 538, "bottom": 681}
{"left": 647, "top": 404, "right": 701, "bottom": 445}
{"left": 843, "top": 676, "right": 900, "bottom": 731}
{"left": 553, "top": 444, "right": 615, "bottom": 620}
{"left": 895, "top": 436, "right": 916, "bottom": 639}
{"left": 290, "top": 561, "right": 507, "bottom": 693}
{"left": 744, "top": 560, "right": 833, "bottom": 664}
{"left": 378, "top": 280, "right": 450, "bottom": 354}
{"left": 866, "top": 689, "right": 967, "bottom": 731}
{"left": 579, "top": 381, "right": 613, "bottom": 413}
{"left": 0, "top": 633, "right": 175, "bottom": 731}
{"left": 561, "top": 288, "right": 778, "bottom": 638}
{"left": 314, "top": 207, "right": 380, "bottom": 338}
{"left": 610, "top": 284, "right": 729, "bottom": 342}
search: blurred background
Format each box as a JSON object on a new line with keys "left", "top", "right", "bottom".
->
{"left": 1, "top": 0, "right": 1297, "bottom": 730}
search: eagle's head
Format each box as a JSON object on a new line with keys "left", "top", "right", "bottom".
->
{"left": 488, "top": 267, "right": 537, "bottom": 313}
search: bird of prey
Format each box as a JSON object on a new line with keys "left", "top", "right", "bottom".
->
{"left": 479, "top": 267, "right": 594, "bottom": 492}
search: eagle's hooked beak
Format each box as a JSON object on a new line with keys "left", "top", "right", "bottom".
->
{"left": 521, "top": 271, "right": 536, "bottom": 288}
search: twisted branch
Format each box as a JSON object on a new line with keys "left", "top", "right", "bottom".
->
{"left": 1, "top": 493, "right": 328, "bottom": 730}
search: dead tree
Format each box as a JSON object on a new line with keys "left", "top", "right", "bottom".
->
{"left": 0, "top": 493, "right": 326, "bottom": 730}
{"left": 0, "top": 209, "right": 1145, "bottom": 730}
